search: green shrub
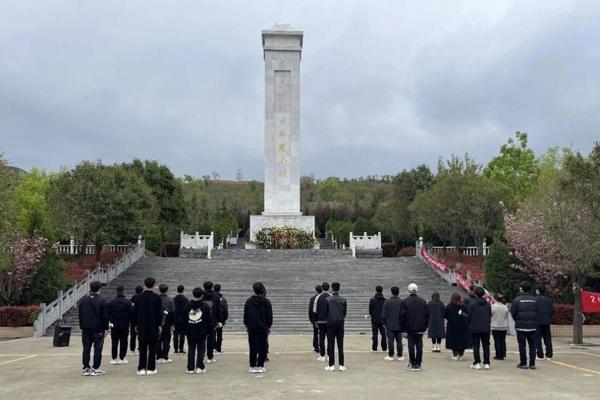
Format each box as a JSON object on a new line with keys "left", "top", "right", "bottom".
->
{"left": 484, "top": 235, "right": 531, "bottom": 301}
{"left": 19, "top": 254, "right": 68, "bottom": 306}
{"left": 254, "top": 227, "right": 317, "bottom": 249}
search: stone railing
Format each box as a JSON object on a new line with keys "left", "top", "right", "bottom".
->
{"left": 180, "top": 231, "right": 214, "bottom": 259}
{"left": 32, "top": 241, "right": 145, "bottom": 337}
{"left": 350, "top": 232, "right": 381, "bottom": 258}
{"left": 429, "top": 241, "right": 489, "bottom": 257}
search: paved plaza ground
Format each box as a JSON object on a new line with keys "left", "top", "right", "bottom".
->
{"left": 1, "top": 334, "right": 599, "bottom": 400}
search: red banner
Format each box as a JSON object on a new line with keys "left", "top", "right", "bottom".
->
{"left": 581, "top": 291, "right": 600, "bottom": 313}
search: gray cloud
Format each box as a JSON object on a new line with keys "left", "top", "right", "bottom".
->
{"left": 0, "top": 0, "right": 598, "bottom": 179}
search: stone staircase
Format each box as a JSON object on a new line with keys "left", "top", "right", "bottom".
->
{"left": 58, "top": 251, "right": 456, "bottom": 335}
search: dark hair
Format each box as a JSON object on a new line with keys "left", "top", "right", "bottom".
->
{"left": 474, "top": 286, "right": 485, "bottom": 298}
{"left": 90, "top": 281, "right": 102, "bottom": 293}
{"left": 253, "top": 282, "right": 265, "bottom": 296}
{"left": 450, "top": 293, "right": 463, "bottom": 305}
{"left": 376, "top": 285, "right": 383, "bottom": 293}
{"left": 391, "top": 286, "right": 400, "bottom": 296}
{"left": 494, "top": 294, "right": 505, "bottom": 304}
{"left": 159, "top": 283, "right": 169, "bottom": 293}
{"left": 214, "top": 284, "right": 221, "bottom": 292}
{"left": 321, "top": 282, "right": 330, "bottom": 291}
{"left": 536, "top": 285, "right": 546, "bottom": 295}
{"left": 116, "top": 285, "right": 124, "bottom": 296}
{"left": 203, "top": 281, "right": 213, "bottom": 291}
{"left": 177, "top": 285, "right": 184, "bottom": 293}
{"left": 469, "top": 284, "right": 475, "bottom": 292}
{"left": 192, "top": 287, "right": 204, "bottom": 298}
{"left": 135, "top": 285, "right": 143, "bottom": 294}
{"left": 144, "top": 277, "right": 156, "bottom": 289}
{"left": 520, "top": 281, "right": 531, "bottom": 293}
{"left": 331, "top": 282, "right": 340, "bottom": 292}
{"left": 315, "top": 284, "right": 322, "bottom": 293}
{"left": 431, "top": 291, "right": 441, "bottom": 303}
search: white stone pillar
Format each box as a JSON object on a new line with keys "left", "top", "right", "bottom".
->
{"left": 69, "top": 236, "right": 75, "bottom": 255}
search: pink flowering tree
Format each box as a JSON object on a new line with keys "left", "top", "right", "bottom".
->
{"left": 0, "top": 236, "right": 48, "bottom": 305}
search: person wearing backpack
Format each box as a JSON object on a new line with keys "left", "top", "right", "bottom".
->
{"left": 202, "top": 281, "right": 223, "bottom": 364}
{"left": 185, "top": 287, "right": 212, "bottom": 374}
{"left": 173, "top": 285, "right": 190, "bottom": 354}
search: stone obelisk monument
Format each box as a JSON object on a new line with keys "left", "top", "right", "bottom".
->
{"left": 248, "top": 24, "right": 316, "bottom": 245}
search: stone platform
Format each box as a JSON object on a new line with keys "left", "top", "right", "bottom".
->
{"left": 248, "top": 214, "right": 316, "bottom": 245}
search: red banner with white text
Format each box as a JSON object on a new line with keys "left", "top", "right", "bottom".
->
{"left": 581, "top": 291, "right": 600, "bottom": 313}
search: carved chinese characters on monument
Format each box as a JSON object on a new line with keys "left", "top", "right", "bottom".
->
{"left": 274, "top": 70, "right": 291, "bottom": 181}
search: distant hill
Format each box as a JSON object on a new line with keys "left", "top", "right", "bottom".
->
{"left": 7, "top": 166, "right": 27, "bottom": 175}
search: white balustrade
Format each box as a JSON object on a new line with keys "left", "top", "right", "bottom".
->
{"left": 180, "top": 231, "right": 214, "bottom": 259}
{"left": 349, "top": 232, "right": 381, "bottom": 258}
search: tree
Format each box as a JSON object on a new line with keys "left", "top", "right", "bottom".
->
{"left": 0, "top": 155, "right": 16, "bottom": 243}
{"left": 0, "top": 236, "right": 47, "bottom": 305}
{"left": 483, "top": 132, "right": 540, "bottom": 210}
{"left": 14, "top": 168, "right": 55, "bottom": 239}
{"left": 484, "top": 234, "right": 530, "bottom": 301}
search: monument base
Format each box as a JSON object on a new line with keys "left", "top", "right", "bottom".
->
{"left": 247, "top": 214, "right": 317, "bottom": 249}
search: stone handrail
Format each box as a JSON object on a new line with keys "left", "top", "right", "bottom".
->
{"left": 180, "top": 231, "right": 214, "bottom": 259}
{"left": 32, "top": 241, "right": 145, "bottom": 337}
{"left": 350, "top": 232, "right": 381, "bottom": 258}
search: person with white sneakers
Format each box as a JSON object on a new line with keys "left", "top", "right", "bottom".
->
{"left": 427, "top": 291, "right": 445, "bottom": 353}
{"left": 314, "top": 282, "right": 331, "bottom": 362}
{"left": 243, "top": 282, "right": 273, "bottom": 374}
{"left": 325, "top": 282, "right": 347, "bottom": 372}
{"left": 401, "top": 283, "right": 428, "bottom": 371}
{"left": 108, "top": 285, "right": 133, "bottom": 365}
{"left": 79, "top": 280, "right": 109, "bottom": 376}
{"left": 133, "top": 277, "right": 163, "bottom": 376}
{"left": 382, "top": 286, "right": 405, "bottom": 361}
{"left": 444, "top": 293, "right": 470, "bottom": 361}
{"left": 185, "top": 287, "right": 212, "bottom": 374}
{"left": 467, "top": 286, "right": 492, "bottom": 371}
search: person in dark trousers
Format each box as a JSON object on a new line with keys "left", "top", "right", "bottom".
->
{"left": 185, "top": 287, "right": 212, "bottom": 374}
{"left": 511, "top": 281, "right": 539, "bottom": 369}
{"left": 173, "top": 285, "right": 190, "bottom": 354}
{"left": 427, "top": 291, "right": 445, "bottom": 353}
{"left": 79, "top": 280, "right": 109, "bottom": 376}
{"left": 243, "top": 282, "right": 273, "bottom": 374}
{"left": 202, "top": 281, "right": 223, "bottom": 363}
{"left": 314, "top": 282, "right": 331, "bottom": 362}
{"left": 536, "top": 285, "right": 554, "bottom": 360}
{"left": 108, "top": 285, "right": 133, "bottom": 365}
{"left": 463, "top": 284, "right": 476, "bottom": 352}
{"left": 382, "top": 286, "right": 405, "bottom": 361}
{"left": 325, "top": 282, "right": 347, "bottom": 371}
{"left": 369, "top": 285, "right": 387, "bottom": 352}
{"left": 491, "top": 294, "right": 509, "bottom": 360}
{"left": 402, "top": 283, "right": 428, "bottom": 371}
{"left": 444, "top": 293, "right": 470, "bottom": 360}
{"left": 133, "top": 277, "right": 163, "bottom": 375}
{"left": 157, "top": 283, "right": 175, "bottom": 364}
{"left": 214, "top": 283, "right": 229, "bottom": 353}
{"left": 467, "top": 286, "right": 492, "bottom": 370}
{"left": 129, "top": 286, "right": 143, "bottom": 353}
{"left": 308, "top": 284, "right": 323, "bottom": 353}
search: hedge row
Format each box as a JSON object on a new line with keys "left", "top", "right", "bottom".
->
{"left": 0, "top": 305, "right": 40, "bottom": 327}
{"left": 553, "top": 304, "right": 600, "bottom": 325}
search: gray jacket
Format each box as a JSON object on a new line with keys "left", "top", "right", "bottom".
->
{"left": 160, "top": 293, "right": 176, "bottom": 325}
{"left": 382, "top": 296, "right": 404, "bottom": 331}
{"left": 326, "top": 293, "right": 347, "bottom": 326}
{"left": 491, "top": 302, "right": 509, "bottom": 331}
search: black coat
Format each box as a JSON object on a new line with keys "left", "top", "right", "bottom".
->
{"left": 369, "top": 293, "right": 386, "bottom": 324}
{"left": 511, "top": 293, "right": 539, "bottom": 331}
{"left": 218, "top": 293, "right": 229, "bottom": 323}
{"left": 173, "top": 294, "right": 190, "bottom": 326}
{"left": 315, "top": 292, "right": 331, "bottom": 324}
{"left": 203, "top": 290, "right": 223, "bottom": 327}
{"left": 467, "top": 298, "right": 492, "bottom": 334}
{"left": 79, "top": 292, "right": 109, "bottom": 332}
{"left": 185, "top": 300, "right": 212, "bottom": 338}
{"left": 243, "top": 295, "right": 273, "bottom": 331}
{"left": 108, "top": 295, "right": 134, "bottom": 329}
{"left": 427, "top": 301, "right": 446, "bottom": 339}
{"left": 326, "top": 293, "right": 347, "bottom": 326}
{"left": 444, "top": 303, "right": 470, "bottom": 350}
{"left": 401, "top": 294, "right": 429, "bottom": 334}
{"left": 308, "top": 293, "right": 318, "bottom": 323}
{"left": 536, "top": 295, "right": 554, "bottom": 326}
{"left": 133, "top": 290, "right": 163, "bottom": 340}
{"left": 382, "top": 296, "right": 404, "bottom": 331}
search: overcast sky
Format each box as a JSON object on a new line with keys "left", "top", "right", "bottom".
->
{"left": 0, "top": 0, "right": 598, "bottom": 179}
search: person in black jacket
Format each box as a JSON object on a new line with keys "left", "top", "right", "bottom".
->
{"left": 185, "top": 287, "right": 212, "bottom": 374}
{"left": 133, "top": 277, "right": 163, "bottom": 375}
{"left": 427, "top": 292, "right": 446, "bottom": 353}
{"left": 314, "top": 282, "right": 331, "bottom": 361}
{"left": 467, "top": 286, "right": 492, "bottom": 370}
{"left": 79, "top": 281, "right": 109, "bottom": 376}
{"left": 325, "top": 282, "right": 347, "bottom": 371}
{"left": 129, "top": 286, "right": 143, "bottom": 353}
{"left": 382, "top": 286, "right": 404, "bottom": 361}
{"left": 511, "top": 281, "right": 539, "bottom": 369}
{"left": 214, "top": 283, "right": 228, "bottom": 353}
{"left": 369, "top": 286, "right": 387, "bottom": 352}
{"left": 173, "top": 285, "right": 190, "bottom": 354}
{"left": 157, "top": 283, "right": 175, "bottom": 364}
{"left": 401, "top": 283, "right": 428, "bottom": 371}
{"left": 535, "top": 285, "right": 554, "bottom": 360}
{"left": 108, "top": 285, "right": 133, "bottom": 365}
{"left": 308, "top": 284, "right": 322, "bottom": 353}
{"left": 202, "top": 281, "right": 223, "bottom": 364}
{"left": 244, "top": 282, "right": 273, "bottom": 373}
{"left": 444, "top": 293, "right": 470, "bottom": 360}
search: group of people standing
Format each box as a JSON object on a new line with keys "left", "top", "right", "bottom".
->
{"left": 361, "top": 280, "right": 555, "bottom": 371}
{"left": 78, "top": 278, "right": 228, "bottom": 376}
